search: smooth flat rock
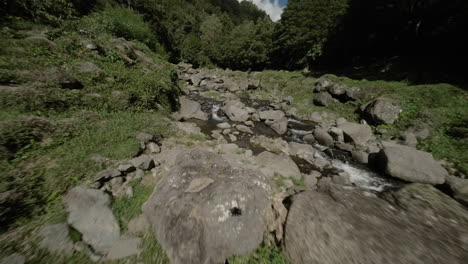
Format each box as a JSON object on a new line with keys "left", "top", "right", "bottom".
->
{"left": 377, "top": 143, "right": 447, "bottom": 185}
{"left": 285, "top": 183, "right": 468, "bottom": 264}
{"left": 255, "top": 151, "right": 301, "bottom": 180}
{"left": 338, "top": 122, "right": 374, "bottom": 145}
{"left": 63, "top": 186, "right": 120, "bottom": 255}
{"left": 222, "top": 100, "right": 250, "bottom": 122}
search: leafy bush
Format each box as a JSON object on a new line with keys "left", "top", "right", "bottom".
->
{"left": 81, "top": 7, "right": 164, "bottom": 53}
{"left": 2, "top": 0, "right": 76, "bottom": 25}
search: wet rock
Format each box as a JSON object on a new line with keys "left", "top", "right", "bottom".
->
{"left": 335, "top": 142, "right": 354, "bottom": 152}
{"left": 130, "top": 155, "right": 155, "bottom": 171}
{"left": 351, "top": 150, "right": 368, "bottom": 164}
{"left": 313, "top": 128, "right": 334, "bottom": 147}
{"left": 64, "top": 186, "right": 120, "bottom": 255}
{"left": 173, "top": 96, "right": 208, "bottom": 121}
{"left": 128, "top": 215, "right": 150, "bottom": 235}
{"left": 289, "top": 142, "right": 315, "bottom": 163}
{"left": 284, "top": 184, "right": 468, "bottom": 264}
{"left": 313, "top": 92, "right": 337, "bottom": 106}
{"left": 303, "top": 134, "right": 316, "bottom": 144}
{"left": 376, "top": 142, "right": 447, "bottom": 185}
{"left": 223, "top": 100, "right": 250, "bottom": 122}
{"left": 256, "top": 151, "right": 301, "bottom": 180}
{"left": 332, "top": 172, "right": 352, "bottom": 186}
{"left": 338, "top": 122, "right": 374, "bottom": 145}
{"left": 142, "top": 150, "right": 271, "bottom": 264}
{"left": 217, "top": 122, "right": 231, "bottom": 129}
{"left": 236, "top": 125, "right": 254, "bottom": 134}
{"left": 446, "top": 176, "right": 468, "bottom": 205}
{"left": 329, "top": 127, "right": 344, "bottom": 142}
{"left": 361, "top": 98, "right": 401, "bottom": 125}
{"left": 0, "top": 254, "right": 25, "bottom": 264}
{"left": 38, "top": 223, "right": 74, "bottom": 256}
{"left": 259, "top": 110, "right": 285, "bottom": 121}
{"left": 265, "top": 117, "right": 288, "bottom": 135}
{"left": 106, "top": 236, "right": 141, "bottom": 260}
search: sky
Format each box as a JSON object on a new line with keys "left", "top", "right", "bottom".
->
{"left": 239, "top": 0, "right": 287, "bottom": 22}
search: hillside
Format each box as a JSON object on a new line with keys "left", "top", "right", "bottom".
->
{"left": 1, "top": 1, "right": 468, "bottom": 264}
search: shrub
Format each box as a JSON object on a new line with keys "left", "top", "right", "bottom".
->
{"left": 2, "top": 0, "right": 76, "bottom": 25}
{"left": 81, "top": 7, "right": 164, "bottom": 52}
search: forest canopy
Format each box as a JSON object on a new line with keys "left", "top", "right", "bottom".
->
{"left": 1, "top": 0, "right": 467, "bottom": 80}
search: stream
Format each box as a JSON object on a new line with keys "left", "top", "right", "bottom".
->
{"left": 187, "top": 93, "right": 396, "bottom": 192}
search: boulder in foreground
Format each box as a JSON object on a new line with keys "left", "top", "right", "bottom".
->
{"left": 285, "top": 183, "right": 468, "bottom": 264}
{"left": 142, "top": 149, "right": 271, "bottom": 264}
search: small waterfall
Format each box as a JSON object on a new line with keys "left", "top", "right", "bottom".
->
{"left": 313, "top": 144, "right": 392, "bottom": 192}
{"left": 290, "top": 129, "right": 313, "bottom": 136}
{"left": 211, "top": 104, "right": 226, "bottom": 122}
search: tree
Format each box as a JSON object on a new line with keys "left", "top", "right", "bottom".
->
{"left": 272, "top": 0, "right": 349, "bottom": 69}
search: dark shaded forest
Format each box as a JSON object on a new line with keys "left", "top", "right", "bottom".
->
{"left": 2, "top": 0, "right": 467, "bottom": 82}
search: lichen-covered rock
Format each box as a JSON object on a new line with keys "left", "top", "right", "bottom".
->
{"left": 142, "top": 149, "right": 271, "bottom": 264}
{"left": 285, "top": 183, "right": 468, "bottom": 264}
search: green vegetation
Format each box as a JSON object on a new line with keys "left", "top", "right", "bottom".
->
{"left": 228, "top": 243, "right": 290, "bottom": 264}
{"left": 112, "top": 182, "right": 154, "bottom": 230}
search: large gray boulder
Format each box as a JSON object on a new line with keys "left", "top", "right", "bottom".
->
{"left": 361, "top": 98, "right": 401, "bottom": 125}
{"left": 255, "top": 151, "right": 301, "bottom": 180}
{"left": 376, "top": 143, "right": 447, "bottom": 184}
{"left": 338, "top": 122, "right": 374, "bottom": 145}
{"left": 142, "top": 149, "right": 271, "bottom": 264}
{"left": 313, "top": 128, "right": 334, "bottom": 147}
{"left": 313, "top": 92, "right": 337, "bottom": 106}
{"left": 222, "top": 100, "right": 250, "bottom": 122}
{"left": 173, "top": 96, "right": 208, "bottom": 121}
{"left": 285, "top": 183, "right": 468, "bottom": 264}
{"left": 288, "top": 142, "right": 315, "bottom": 163}
{"left": 63, "top": 187, "right": 120, "bottom": 255}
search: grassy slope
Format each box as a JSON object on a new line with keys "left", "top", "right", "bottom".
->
{"left": 0, "top": 9, "right": 179, "bottom": 262}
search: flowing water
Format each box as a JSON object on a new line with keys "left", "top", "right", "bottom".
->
{"left": 187, "top": 93, "right": 395, "bottom": 192}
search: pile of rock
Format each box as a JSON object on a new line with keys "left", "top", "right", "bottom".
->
{"left": 313, "top": 76, "right": 402, "bottom": 125}
{"left": 32, "top": 132, "right": 162, "bottom": 262}
{"left": 313, "top": 76, "right": 364, "bottom": 106}
{"left": 177, "top": 62, "right": 261, "bottom": 93}
{"left": 90, "top": 132, "right": 161, "bottom": 198}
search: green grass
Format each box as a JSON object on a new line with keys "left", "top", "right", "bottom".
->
{"left": 111, "top": 182, "right": 154, "bottom": 231}
{"left": 228, "top": 243, "right": 290, "bottom": 264}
